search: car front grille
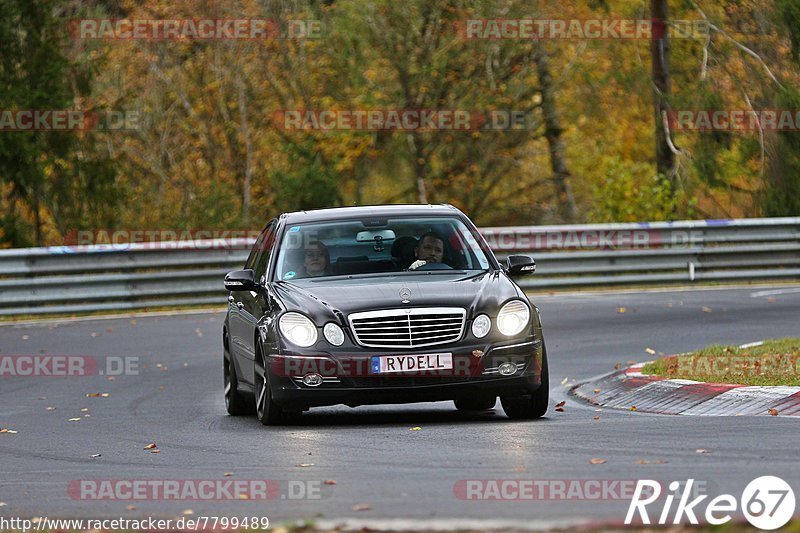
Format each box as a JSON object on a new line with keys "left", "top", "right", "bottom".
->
{"left": 348, "top": 307, "right": 466, "bottom": 349}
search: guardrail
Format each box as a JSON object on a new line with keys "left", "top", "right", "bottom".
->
{"left": 0, "top": 217, "right": 798, "bottom": 316}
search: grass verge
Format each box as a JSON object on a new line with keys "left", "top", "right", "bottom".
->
{"left": 641, "top": 337, "right": 800, "bottom": 386}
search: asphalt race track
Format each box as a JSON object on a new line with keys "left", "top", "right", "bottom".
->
{"left": 1, "top": 284, "right": 799, "bottom": 529}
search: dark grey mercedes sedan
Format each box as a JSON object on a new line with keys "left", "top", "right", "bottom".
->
{"left": 223, "top": 204, "right": 547, "bottom": 425}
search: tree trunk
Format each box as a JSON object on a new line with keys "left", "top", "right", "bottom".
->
{"left": 237, "top": 77, "right": 253, "bottom": 223}
{"left": 651, "top": 0, "right": 675, "bottom": 184}
{"left": 411, "top": 133, "right": 428, "bottom": 203}
{"left": 534, "top": 46, "right": 577, "bottom": 223}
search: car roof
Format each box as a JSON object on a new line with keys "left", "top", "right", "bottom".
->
{"left": 279, "top": 204, "right": 464, "bottom": 224}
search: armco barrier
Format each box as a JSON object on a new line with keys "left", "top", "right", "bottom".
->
{"left": 0, "top": 218, "right": 798, "bottom": 316}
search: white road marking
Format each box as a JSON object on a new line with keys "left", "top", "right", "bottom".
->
{"left": 750, "top": 287, "right": 800, "bottom": 298}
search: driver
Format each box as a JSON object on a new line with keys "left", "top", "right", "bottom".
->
{"left": 408, "top": 231, "right": 445, "bottom": 270}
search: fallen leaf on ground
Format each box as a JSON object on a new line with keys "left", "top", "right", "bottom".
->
{"left": 295, "top": 463, "right": 314, "bottom": 467}
{"left": 90, "top": 454, "right": 102, "bottom": 458}
{"left": 696, "top": 448, "right": 710, "bottom": 454}
{"left": 555, "top": 407, "right": 564, "bottom": 412}
{"left": 0, "top": 428, "right": 17, "bottom": 434}
{"left": 91, "top": 332, "right": 100, "bottom": 337}
{"left": 593, "top": 388, "right": 601, "bottom": 393}
{"left": 614, "top": 363, "right": 621, "bottom": 370}
{"left": 589, "top": 458, "right": 607, "bottom": 465}
{"left": 767, "top": 297, "right": 777, "bottom": 303}
{"left": 645, "top": 348, "right": 656, "bottom": 355}
{"left": 593, "top": 416, "right": 600, "bottom": 420}
{"left": 768, "top": 408, "right": 779, "bottom": 416}
{"left": 150, "top": 449, "right": 161, "bottom": 454}
{"left": 46, "top": 406, "right": 56, "bottom": 411}
{"left": 555, "top": 401, "right": 566, "bottom": 408}
{"left": 702, "top": 306, "right": 713, "bottom": 313}
{"left": 80, "top": 408, "right": 89, "bottom": 412}
{"left": 67, "top": 418, "right": 81, "bottom": 422}
{"left": 351, "top": 503, "right": 372, "bottom": 512}
{"left": 560, "top": 377, "right": 569, "bottom": 385}
{"left": 323, "top": 480, "right": 337, "bottom": 485}
{"left": 126, "top": 505, "right": 136, "bottom": 511}
{"left": 630, "top": 406, "right": 637, "bottom": 411}
{"left": 409, "top": 427, "right": 421, "bottom": 431}
{"left": 0, "top": 502, "right": 6, "bottom": 507}
{"left": 617, "top": 307, "right": 626, "bottom": 313}
{"left": 22, "top": 335, "right": 29, "bottom": 340}
{"left": 143, "top": 443, "right": 157, "bottom": 450}
{"left": 223, "top": 473, "right": 233, "bottom": 477}
{"left": 182, "top": 509, "right": 194, "bottom": 516}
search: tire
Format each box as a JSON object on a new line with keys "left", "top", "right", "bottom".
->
{"left": 254, "top": 347, "right": 290, "bottom": 425}
{"left": 454, "top": 396, "right": 496, "bottom": 412}
{"left": 501, "top": 343, "right": 550, "bottom": 420}
{"left": 224, "top": 341, "right": 251, "bottom": 416}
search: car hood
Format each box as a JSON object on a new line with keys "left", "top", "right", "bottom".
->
{"left": 272, "top": 271, "right": 524, "bottom": 323}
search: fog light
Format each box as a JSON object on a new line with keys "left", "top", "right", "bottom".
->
{"left": 498, "top": 362, "right": 517, "bottom": 376}
{"left": 302, "top": 373, "right": 323, "bottom": 387}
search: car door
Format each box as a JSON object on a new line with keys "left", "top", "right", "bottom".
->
{"left": 234, "top": 220, "right": 277, "bottom": 383}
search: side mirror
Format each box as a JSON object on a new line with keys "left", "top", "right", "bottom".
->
{"left": 224, "top": 269, "right": 257, "bottom": 291}
{"left": 506, "top": 255, "right": 536, "bottom": 275}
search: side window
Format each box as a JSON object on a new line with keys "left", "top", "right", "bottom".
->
{"left": 252, "top": 220, "right": 277, "bottom": 283}
{"left": 245, "top": 231, "right": 266, "bottom": 270}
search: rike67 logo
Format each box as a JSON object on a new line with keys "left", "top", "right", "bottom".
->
{"left": 626, "top": 476, "right": 795, "bottom": 530}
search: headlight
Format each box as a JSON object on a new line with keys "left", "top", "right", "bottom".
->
{"left": 471, "top": 314, "right": 491, "bottom": 338}
{"left": 497, "top": 300, "right": 530, "bottom": 337}
{"left": 279, "top": 312, "right": 318, "bottom": 348}
{"left": 323, "top": 322, "right": 345, "bottom": 346}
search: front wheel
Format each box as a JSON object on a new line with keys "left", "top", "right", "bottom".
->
{"left": 501, "top": 344, "right": 549, "bottom": 420}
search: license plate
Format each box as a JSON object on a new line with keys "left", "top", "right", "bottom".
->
{"left": 370, "top": 353, "right": 453, "bottom": 374}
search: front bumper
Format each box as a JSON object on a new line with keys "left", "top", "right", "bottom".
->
{"left": 267, "top": 337, "right": 543, "bottom": 409}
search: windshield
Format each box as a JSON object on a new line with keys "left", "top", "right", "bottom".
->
{"left": 274, "top": 216, "right": 493, "bottom": 281}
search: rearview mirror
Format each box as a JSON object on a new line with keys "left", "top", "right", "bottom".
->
{"left": 506, "top": 255, "right": 536, "bottom": 275}
{"left": 224, "top": 269, "right": 257, "bottom": 291}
